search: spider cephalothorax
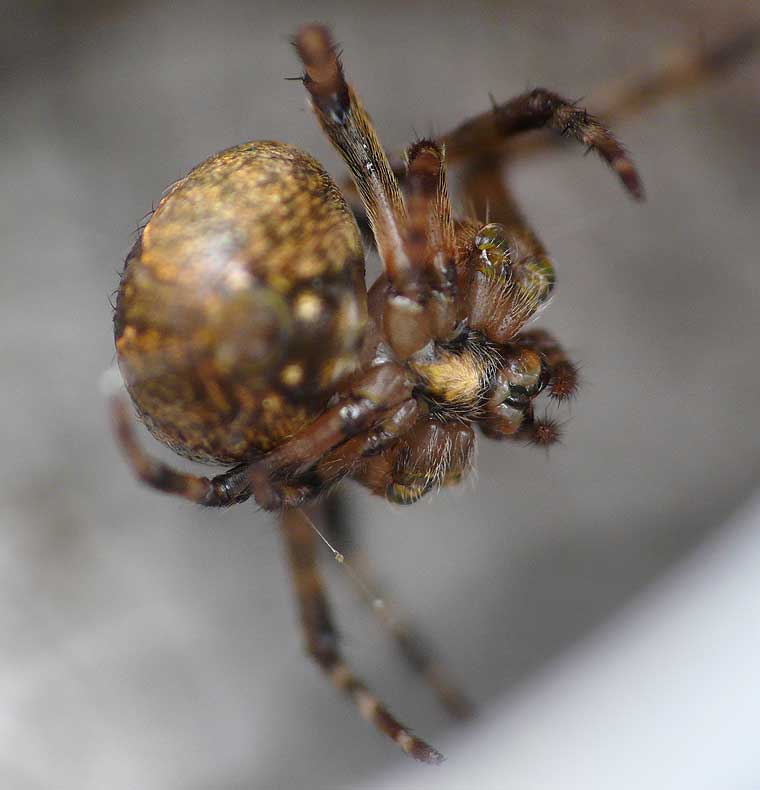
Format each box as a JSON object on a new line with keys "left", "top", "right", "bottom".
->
{"left": 110, "top": 22, "right": 655, "bottom": 762}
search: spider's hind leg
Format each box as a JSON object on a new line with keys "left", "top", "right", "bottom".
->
{"left": 110, "top": 393, "right": 237, "bottom": 505}
{"left": 319, "top": 492, "right": 474, "bottom": 720}
{"left": 109, "top": 393, "right": 316, "bottom": 508}
{"left": 282, "top": 507, "right": 444, "bottom": 764}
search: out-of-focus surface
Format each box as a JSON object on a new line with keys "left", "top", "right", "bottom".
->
{"left": 363, "top": 493, "right": 760, "bottom": 790}
{"left": 0, "top": 1, "right": 758, "bottom": 788}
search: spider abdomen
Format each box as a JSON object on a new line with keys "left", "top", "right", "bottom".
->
{"left": 114, "top": 141, "right": 368, "bottom": 463}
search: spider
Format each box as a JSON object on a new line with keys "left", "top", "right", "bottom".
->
{"left": 109, "top": 23, "right": 757, "bottom": 763}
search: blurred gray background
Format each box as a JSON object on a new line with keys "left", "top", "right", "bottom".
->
{"left": 1, "top": 1, "right": 758, "bottom": 788}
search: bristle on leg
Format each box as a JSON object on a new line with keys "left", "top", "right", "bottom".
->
{"left": 548, "top": 360, "right": 580, "bottom": 402}
{"left": 526, "top": 416, "right": 563, "bottom": 448}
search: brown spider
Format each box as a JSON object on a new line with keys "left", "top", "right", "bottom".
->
{"left": 109, "top": 23, "right": 757, "bottom": 763}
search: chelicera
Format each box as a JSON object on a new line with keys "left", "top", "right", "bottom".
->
{"left": 111, "top": 22, "right": 750, "bottom": 763}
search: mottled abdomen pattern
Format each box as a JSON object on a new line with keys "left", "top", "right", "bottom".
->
{"left": 114, "top": 141, "right": 367, "bottom": 463}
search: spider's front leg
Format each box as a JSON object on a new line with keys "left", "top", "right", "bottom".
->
{"left": 295, "top": 26, "right": 461, "bottom": 361}
{"left": 442, "top": 88, "right": 643, "bottom": 199}
{"left": 282, "top": 507, "right": 444, "bottom": 763}
{"left": 509, "top": 26, "right": 760, "bottom": 161}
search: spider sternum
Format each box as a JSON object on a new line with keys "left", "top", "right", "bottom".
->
{"left": 406, "top": 330, "right": 501, "bottom": 422}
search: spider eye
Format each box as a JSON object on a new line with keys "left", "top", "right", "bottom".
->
{"left": 474, "top": 222, "right": 512, "bottom": 273}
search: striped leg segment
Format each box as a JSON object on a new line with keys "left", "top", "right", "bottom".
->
{"left": 477, "top": 28, "right": 759, "bottom": 166}
{"left": 586, "top": 26, "right": 760, "bottom": 125}
{"left": 282, "top": 508, "right": 444, "bottom": 764}
{"left": 111, "top": 362, "right": 418, "bottom": 511}
{"left": 321, "top": 495, "right": 474, "bottom": 720}
{"left": 442, "top": 88, "right": 643, "bottom": 199}
{"left": 110, "top": 395, "right": 214, "bottom": 502}
{"left": 294, "top": 25, "right": 461, "bottom": 360}
{"left": 109, "top": 393, "right": 313, "bottom": 508}
{"left": 294, "top": 24, "right": 409, "bottom": 289}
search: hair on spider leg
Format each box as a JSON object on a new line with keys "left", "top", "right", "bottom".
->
{"left": 548, "top": 358, "right": 581, "bottom": 403}
{"left": 523, "top": 412, "right": 565, "bottom": 449}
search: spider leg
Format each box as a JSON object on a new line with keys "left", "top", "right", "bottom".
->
{"left": 311, "top": 397, "right": 424, "bottom": 489}
{"left": 109, "top": 394, "right": 316, "bottom": 507}
{"left": 320, "top": 489, "right": 474, "bottom": 721}
{"left": 110, "top": 394, "right": 217, "bottom": 502}
{"left": 441, "top": 89, "right": 643, "bottom": 199}
{"left": 456, "top": 156, "right": 557, "bottom": 342}
{"left": 462, "top": 153, "right": 547, "bottom": 265}
{"left": 510, "top": 25, "right": 759, "bottom": 164}
{"left": 294, "top": 26, "right": 460, "bottom": 359}
{"left": 377, "top": 141, "right": 460, "bottom": 357}
{"left": 282, "top": 507, "right": 444, "bottom": 764}
{"left": 294, "top": 25, "right": 408, "bottom": 288}
{"left": 112, "top": 361, "right": 419, "bottom": 510}
{"left": 349, "top": 420, "right": 474, "bottom": 505}
{"left": 517, "top": 328, "right": 580, "bottom": 403}
{"left": 241, "top": 362, "right": 417, "bottom": 508}
{"left": 220, "top": 363, "right": 420, "bottom": 510}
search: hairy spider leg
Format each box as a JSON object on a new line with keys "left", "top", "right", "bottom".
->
{"left": 109, "top": 394, "right": 316, "bottom": 507}
{"left": 294, "top": 25, "right": 461, "bottom": 360}
{"left": 342, "top": 26, "right": 757, "bottom": 224}
{"left": 112, "top": 362, "right": 428, "bottom": 510}
{"left": 442, "top": 88, "right": 642, "bottom": 199}
{"left": 318, "top": 493, "right": 474, "bottom": 719}
{"left": 294, "top": 25, "right": 408, "bottom": 288}
{"left": 282, "top": 507, "right": 444, "bottom": 764}
{"left": 517, "top": 328, "right": 580, "bottom": 404}
{"left": 454, "top": 156, "right": 556, "bottom": 344}
{"left": 322, "top": 492, "right": 473, "bottom": 720}
{"left": 351, "top": 419, "right": 474, "bottom": 505}
{"left": 510, "top": 25, "right": 760, "bottom": 163}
